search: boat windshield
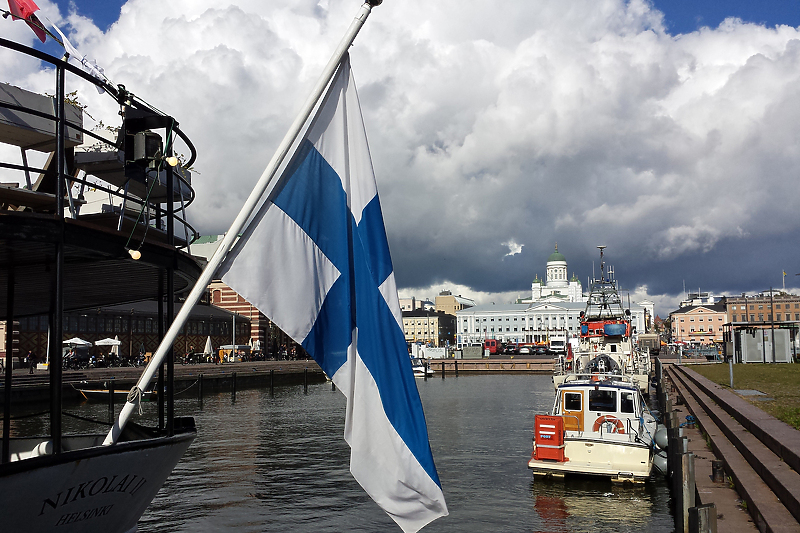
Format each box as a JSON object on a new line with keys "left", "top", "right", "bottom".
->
{"left": 588, "top": 389, "right": 616, "bottom": 412}
{"left": 564, "top": 392, "right": 582, "bottom": 410}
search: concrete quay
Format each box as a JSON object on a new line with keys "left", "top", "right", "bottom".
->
{"left": 665, "top": 363, "right": 800, "bottom": 533}
{"left": 0, "top": 360, "right": 327, "bottom": 405}
{"left": 428, "top": 357, "right": 554, "bottom": 375}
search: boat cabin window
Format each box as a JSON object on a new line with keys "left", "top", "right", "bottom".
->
{"left": 620, "top": 392, "right": 635, "bottom": 413}
{"left": 564, "top": 392, "right": 582, "bottom": 411}
{"left": 588, "top": 390, "right": 617, "bottom": 412}
{"left": 610, "top": 344, "right": 617, "bottom": 352}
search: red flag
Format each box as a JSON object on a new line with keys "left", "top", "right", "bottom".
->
{"left": 7, "top": 0, "right": 47, "bottom": 43}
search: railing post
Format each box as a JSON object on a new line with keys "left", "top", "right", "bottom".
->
{"left": 681, "top": 452, "right": 696, "bottom": 533}
{"left": 108, "top": 379, "right": 115, "bottom": 424}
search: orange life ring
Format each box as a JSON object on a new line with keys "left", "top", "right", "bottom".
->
{"left": 592, "top": 415, "right": 625, "bottom": 433}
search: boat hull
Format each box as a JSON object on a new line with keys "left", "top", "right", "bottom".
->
{"left": 529, "top": 436, "right": 652, "bottom": 482}
{"left": 0, "top": 420, "right": 195, "bottom": 533}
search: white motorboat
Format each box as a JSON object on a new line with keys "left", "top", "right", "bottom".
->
{"left": 528, "top": 373, "right": 662, "bottom": 482}
{"left": 411, "top": 357, "right": 434, "bottom": 378}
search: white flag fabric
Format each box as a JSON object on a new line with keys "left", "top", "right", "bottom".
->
{"left": 49, "top": 21, "right": 107, "bottom": 93}
{"left": 219, "top": 55, "right": 448, "bottom": 532}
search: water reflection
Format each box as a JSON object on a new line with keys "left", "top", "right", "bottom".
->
{"left": 3, "top": 374, "right": 673, "bottom": 532}
{"left": 530, "top": 475, "right": 673, "bottom": 533}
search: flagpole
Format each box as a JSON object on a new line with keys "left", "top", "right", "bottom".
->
{"left": 104, "top": 0, "right": 383, "bottom": 445}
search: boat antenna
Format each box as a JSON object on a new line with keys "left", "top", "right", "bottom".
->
{"left": 597, "top": 245, "right": 606, "bottom": 280}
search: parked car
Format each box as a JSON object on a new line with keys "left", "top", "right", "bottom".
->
{"left": 504, "top": 343, "right": 517, "bottom": 355}
{"left": 518, "top": 346, "right": 531, "bottom": 355}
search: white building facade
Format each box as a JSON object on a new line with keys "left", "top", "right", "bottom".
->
{"left": 456, "top": 302, "right": 648, "bottom": 348}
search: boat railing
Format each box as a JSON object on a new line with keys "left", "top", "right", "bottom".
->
{"left": 561, "top": 372, "right": 636, "bottom": 385}
{"left": 0, "top": 37, "right": 199, "bottom": 251}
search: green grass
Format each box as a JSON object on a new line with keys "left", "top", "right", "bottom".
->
{"left": 689, "top": 363, "right": 800, "bottom": 430}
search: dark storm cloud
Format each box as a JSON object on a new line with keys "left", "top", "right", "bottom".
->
{"left": 3, "top": 0, "right": 799, "bottom": 316}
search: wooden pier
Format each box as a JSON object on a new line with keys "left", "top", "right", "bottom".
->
{"left": 662, "top": 362, "right": 800, "bottom": 533}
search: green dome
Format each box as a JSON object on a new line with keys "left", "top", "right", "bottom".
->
{"left": 547, "top": 244, "right": 566, "bottom": 263}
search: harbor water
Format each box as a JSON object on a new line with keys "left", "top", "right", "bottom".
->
{"left": 13, "top": 374, "right": 674, "bottom": 532}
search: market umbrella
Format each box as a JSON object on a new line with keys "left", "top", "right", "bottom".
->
{"left": 62, "top": 337, "right": 91, "bottom": 346}
{"left": 94, "top": 337, "right": 121, "bottom": 347}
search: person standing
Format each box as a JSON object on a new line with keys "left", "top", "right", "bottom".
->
{"left": 27, "top": 350, "right": 34, "bottom": 374}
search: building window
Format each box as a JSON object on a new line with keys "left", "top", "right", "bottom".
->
{"left": 750, "top": 315, "right": 755, "bottom": 321}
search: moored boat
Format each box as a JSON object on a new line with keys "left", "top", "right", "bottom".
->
{"left": 528, "top": 373, "right": 662, "bottom": 482}
{"left": 411, "top": 357, "right": 434, "bottom": 378}
{"left": 553, "top": 246, "right": 651, "bottom": 393}
{"left": 1, "top": 32, "right": 199, "bottom": 531}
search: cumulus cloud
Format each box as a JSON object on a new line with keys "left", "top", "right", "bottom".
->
{"left": 3, "top": 0, "right": 800, "bottom": 315}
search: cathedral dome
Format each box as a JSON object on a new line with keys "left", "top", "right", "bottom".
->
{"left": 547, "top": 244, "right": 566, "bottom": 263}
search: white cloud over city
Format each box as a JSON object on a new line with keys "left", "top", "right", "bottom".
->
{"left": 3, "top": 0, "right": 800, "bottom": 315}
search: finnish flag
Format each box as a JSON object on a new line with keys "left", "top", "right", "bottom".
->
{"left": 219, "top": 55, "right": 448, "bottom": 532}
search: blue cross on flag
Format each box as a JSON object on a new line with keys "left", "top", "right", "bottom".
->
{"left": 219, "top": 54, "right": 448, "bottom": 532}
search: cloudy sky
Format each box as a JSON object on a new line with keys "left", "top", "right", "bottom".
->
{"left": 2, "top": 0, "right": 800, "bottom": 316}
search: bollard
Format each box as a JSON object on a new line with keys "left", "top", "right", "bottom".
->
{"left": 454, "top": 359, "right": 458, "bottom": 377}
{"left": 689, "top": 503, "right": 717, "bottom": 533}
{"left": 108, "top": 379, "right": 115, "bottom": 424}
{"left": 441, "top": 362, "right": 445, "bottom": 380}
{"left": 198, "top": 373, "right": 204, "bottom": 405}
{"left": 270, "top": 369, "right": 274, "bottom": 397}
{"left": 424, "top": 365, "right": 428, "bottom": 381}
{"left": 728, "top": 358, "right": 734, "bottom": 389}
{"left": 232, "top": 371, "right": 237, "bottom": 402}
{"left": 711, "top": 460, "right": 725, "bottom": 483}
{"left": 304, "top": 368, "right": 308, "bottom": 394}
{"left": 331, "top": 379, "right": 336, "bottom": 391}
